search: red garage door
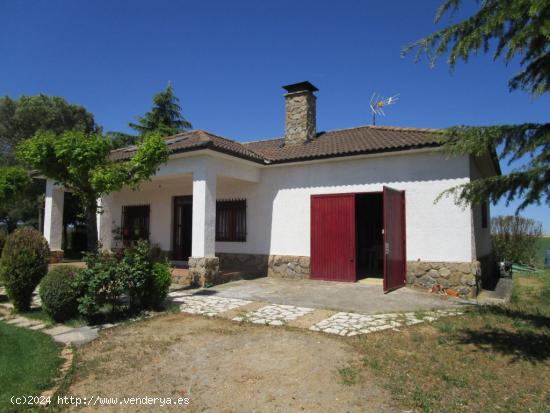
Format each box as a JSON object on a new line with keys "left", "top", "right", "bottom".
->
{"left": 310, "top": 194, "right": 356, "bottom": 282}
{"left": 383, "top": 187, "right": 407, "bottom": 292}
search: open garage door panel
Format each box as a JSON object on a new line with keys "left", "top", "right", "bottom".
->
{"left": 383, "top": 186, "right": 406, "bottom": 292}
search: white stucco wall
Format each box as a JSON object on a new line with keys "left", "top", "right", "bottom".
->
{"left": 217, "top": 150, "right": 474, "bottom": 262}
{"left": 103, "top": 149, "right": 475, "bottom": 262}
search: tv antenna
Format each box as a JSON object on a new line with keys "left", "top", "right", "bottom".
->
{"left": 369, "top": 93, "right": 399, "bottom": 125}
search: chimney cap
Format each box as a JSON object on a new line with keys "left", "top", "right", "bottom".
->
{"left": 282, "top": 81, "right": 318, "bottom": 93}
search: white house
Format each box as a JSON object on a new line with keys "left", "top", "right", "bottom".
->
{"left": 43, "top": 82, "right": 500, "bottom": 297}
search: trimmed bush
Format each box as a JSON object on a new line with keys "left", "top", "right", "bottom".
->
{"left": 0, "top": 227, "right": 49, "bottom": 311}
{"left": 40, "top": 266, "right": 83, "bottom": 322}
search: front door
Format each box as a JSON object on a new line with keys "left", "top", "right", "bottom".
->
{"left": 310, "top": 194, "right": 356, "bottom": 282}
{"left": 172, "top": 196, "right": 192, "bottom": 261}
{"left": 383, "top": 187, "right": 406, "bottom": 292}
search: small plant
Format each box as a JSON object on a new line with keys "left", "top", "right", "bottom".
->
{"left": 436, "top": 321, "right": 455, "bottom": 335}
{"left": 0, "top": 227, "right": 49, "bottom": 311}
{"left": 338, "top": 366, "right": 359, "bottom": 385}
{"left": 146, "top": 262, "right": 172, "bottom": 308}
{"left": 39, "top": 265, "right": 84, "bottom": 322}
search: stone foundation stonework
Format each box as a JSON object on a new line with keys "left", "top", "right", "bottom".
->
{"left": 267, "top": 255, "right": 310, "bottom": 279}
{"left": 406, "top": 260, "right": 481, "bottom": 298}
{"left": 217, "top": 253, "right": 268, "bottom": 276}
{"left": 189, "top": 257, "right": 221, "bottom": 287}
{"left": 49, "top": 249, "right": 64, "bottom": 264}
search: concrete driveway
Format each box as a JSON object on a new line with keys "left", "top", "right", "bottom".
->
{"left": 200, "top": 277, "right": 469, "bottom": 315}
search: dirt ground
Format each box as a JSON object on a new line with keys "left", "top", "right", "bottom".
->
{"left": 64, "top": 313, "right": 401, "bottom": 412}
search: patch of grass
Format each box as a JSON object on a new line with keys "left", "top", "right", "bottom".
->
{"left": 535, "top": 237, "right": 550, "bottom": 268}
{"left": 18, "top": 308, "right": 54, "bottom": 325}
{"left": 352, "top": 269, "right": 550, "bottom": 413}
{"left": 0, "top": 322, "right": 63, "bottom": 412}
{"left": 338, "top": 366, "right": 359, "bottom": 386}
{"left": 18, "top": 308, "right": 87, "bottom": 328}
{"left": 411, "top": 385, "right": 441, "bottom": 412}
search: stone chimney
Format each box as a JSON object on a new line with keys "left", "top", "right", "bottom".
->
{"left": 283, "top": 81, "right": 318, "bottom": 145}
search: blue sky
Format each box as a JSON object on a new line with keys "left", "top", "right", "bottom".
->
{"left": 1, "top": 0, "right": 548, "bottom": 231}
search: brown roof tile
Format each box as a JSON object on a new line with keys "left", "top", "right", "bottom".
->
{"left": 243, "top": 125, "right": 443, "bottom": 163}
{"left": 110, "top": 125, "right": 443, "bottom": 164}
{"left": 110, "top": 130, "right": 265, "bottom": 162}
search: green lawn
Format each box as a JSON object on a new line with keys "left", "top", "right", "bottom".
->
{"left": 0, "top": 322, "right": 63, "bottom": 412}
{"left": 353, "top": 269, "right": 550, "bottom": 413}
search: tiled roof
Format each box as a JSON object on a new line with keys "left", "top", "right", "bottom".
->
{"left": 110, "top": 130, "right": 265, "bottom": 162}
{"left": 243, "top": 125, "right": 443, "bottom": 163}
{"left": 110, "top": 125, "right": 443, "bottom": 164}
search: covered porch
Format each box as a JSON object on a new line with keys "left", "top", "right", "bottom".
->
{"left": 42, "top": 152, "right": 262, "bottom": 286}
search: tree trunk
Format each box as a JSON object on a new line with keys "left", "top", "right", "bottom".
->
{"left": 85, "top": 205, "right": 98, "bottom": 252}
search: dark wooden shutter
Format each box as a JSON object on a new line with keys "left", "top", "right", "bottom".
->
{"left": 383, "top": 187, "right": 406, "bottom": 292}
{"left": 310, "top": 194, "right": 356, "bottom": 282}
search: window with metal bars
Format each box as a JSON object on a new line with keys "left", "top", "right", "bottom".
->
{"left": 121, "top": 205, "right": 150, "bottom": 245}
{"left": 216, "top": 200, "right": 246, "bottom": 242}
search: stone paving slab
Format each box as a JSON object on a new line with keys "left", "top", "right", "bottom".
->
{"left": 233, "top": 304, "right": 314, "bottom": 326}
{"left": 53, "top": 326, "right": 99, "bottom": 345}
{"left": 9, "top": 318, "right": 42, "bottom": 328}
{"left": 310, "top": 309, "right": 464, "bottom": 337}
{"left": 177, "top": 295, "right": 252, "bottom": 317}
{"left": 43, "top": 325, "right": 75, "bottom": 336}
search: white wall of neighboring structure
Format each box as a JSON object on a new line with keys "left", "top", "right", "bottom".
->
{"left": 103, "top": 149, "right": 475, "bottom": 262}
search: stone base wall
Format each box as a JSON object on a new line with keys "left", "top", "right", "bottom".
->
{"left": 49, "top": 249, "right": 64, "bottom": 264}
{"left": 267, "top": 255, "right": 310, "bottom": 279}
{"left": 189, "top": 257, "right": 221, "bottom": 287}
{"left": 406, "top": 260, "right": 481, "bottom": 298}
{"left": 217, "top": 253, "right": 269, "bottom": 276}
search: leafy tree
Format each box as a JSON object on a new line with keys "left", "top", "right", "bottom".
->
{"left": 404, "top": 0, "right": 549, "bottom": 212}
{"left": 129, "top": 83, "right": 192, "bottom": 136}
{"left": 0, "top": 95, "right": 98, "bottom": 230}
{"left": 105, "top": 131, "right": 139, "bottom": 149}
{"left": 491, "top": 215, "right": 542, "bottom": 265}
{"left": 16, "top": 131, "right": 168, "bottom": 251}
{"left": 0, "top": 95, "right": 98, "bottom": 164}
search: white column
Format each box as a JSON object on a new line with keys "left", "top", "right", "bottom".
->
{"left": 97, "top": 196, "right": 112, "bottom": 250}
{"left": 44, "top": 179, "right": 64, "bottom": 251}
{"left": 191, "top": 165, "right": 216, "bottom": 257}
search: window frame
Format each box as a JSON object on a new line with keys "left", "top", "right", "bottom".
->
{"left": 216, "top": 199, "right": 247, "bottom": 242}
{"left": 121, "top": 204, "right": 151, "bottom": 245}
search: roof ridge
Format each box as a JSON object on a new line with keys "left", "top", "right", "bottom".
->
{"left": 319, "top": 124, "right": 442, "bottom": 134}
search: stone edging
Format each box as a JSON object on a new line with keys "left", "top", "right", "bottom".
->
{"left": 40, "top": 345, "right": 74, "bottom": 402}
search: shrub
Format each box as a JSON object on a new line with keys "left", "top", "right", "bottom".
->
{"left": 0, "top": 226, "right": 7, "bottom": 256}
{"left": 491, "top": 215, "right": 542, "bottom": 266}
{"left": 40, "top": 265, "right": 83, "bottom": 321}
{"left": 78, "top": 250, "right": 125, "bottom": 319}
{"left": 78, "top": 240, "right": 172, "bottom": 319}
{"left": 146, "top": 262, "right": 172, "bottom": 308}
{"left": 0, "top": 227, "right": 49, "bottom": 311}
